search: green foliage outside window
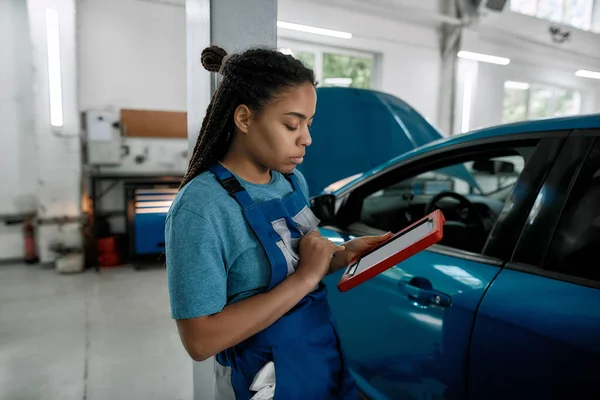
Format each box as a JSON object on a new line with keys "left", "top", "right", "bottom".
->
{"left": 295, "top": 52, "right": 316, "bottom": 70}
{"left": 322, "top": 53, "right": 372, "bottom": 89}
{"left": 280, "top": 47, "right": 373, "bottom": 89}
{"left": 502, "top": 81, "right": 580, "bottom": 124}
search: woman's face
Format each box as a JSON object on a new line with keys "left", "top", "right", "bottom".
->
{"left": 242, "top": 82, "right": 317, "bottom": 174}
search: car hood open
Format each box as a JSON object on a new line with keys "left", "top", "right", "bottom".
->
{"left": 296, "top": 87, "right": 478, "bottom": 196}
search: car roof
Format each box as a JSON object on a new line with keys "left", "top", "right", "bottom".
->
{"left": 331, "top": 113, "right": 600, "bottom": 195}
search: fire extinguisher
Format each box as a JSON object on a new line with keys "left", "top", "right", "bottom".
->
{"left": 24, "top": 217, "right": 39, "bottom": 264}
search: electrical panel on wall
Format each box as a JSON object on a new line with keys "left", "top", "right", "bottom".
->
{"left": 84, "top": 110, "right": 122, "bottom": 165}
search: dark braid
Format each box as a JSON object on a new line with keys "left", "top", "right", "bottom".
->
{"left": 180, "top": 45, "right": 316, "bottom": 189}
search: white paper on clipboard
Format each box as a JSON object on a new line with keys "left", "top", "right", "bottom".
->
{"left": 346, "top": 218, "right": 434, "bottom": 277}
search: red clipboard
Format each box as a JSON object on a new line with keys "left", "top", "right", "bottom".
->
{"left": 337, "top": 210, "right": 446, "bottom": 292}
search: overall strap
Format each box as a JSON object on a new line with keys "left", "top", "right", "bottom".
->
{"left": 208, "top": 163, "right": 255, "bottom": 209}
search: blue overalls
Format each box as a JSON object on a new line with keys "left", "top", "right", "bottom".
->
{"left": 208, "top": 163, "right": 358, "bottom": 400}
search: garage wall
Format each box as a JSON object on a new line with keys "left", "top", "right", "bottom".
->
{"left": 455, "top": 9, "right": 600, "bottom": 133}
{"left": 78, "top": 0, "right": 187, "bottom": 112}
{"left": 0, "top": 0, "right": 37, "bottom": 260}
{"left": 277, "top": 0, "right": 444, "bottom": 127}
{"left": 77, "top": 0, "right": 189, "bottom": 170}
{"left": 0, "top": 0, "right": 37, "bottom": 215}
{"left": 76, "top": 0, "right": 189, "bottom": 236}
{"left": 72, "top": 0, "right": 446, "bottom": 238}
{"left": 77, "top": 0, "right": 444, "bottom": 127}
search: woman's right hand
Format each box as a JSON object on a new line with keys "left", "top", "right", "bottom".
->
{"left": 295, "top": 229, "right": 345, "bottom": 287}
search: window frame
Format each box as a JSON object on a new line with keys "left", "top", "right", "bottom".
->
{"left": 333, "top": 131, "right": 569, "bottom": 263}
{"left": 509, "top": 0, "right": 599, "bottom": 32}
{"left": 508, "top": 129, "right": 600, "bottom": 290}
{"left": 277, "top": 38, "right": 378, "bottom": 89}
{"left": 502, "top": 80, "right": 583, "bottom": 124}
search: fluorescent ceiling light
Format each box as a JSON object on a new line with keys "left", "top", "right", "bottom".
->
{"left": 46, "top": 8, "right": 63, "bottom": 127}
{"left": 575, "top": 69, "right": 600, "bottom": 80}
{"left": 505, "top": 81, "right": 530, "bottom": 90}
{"left": 323, "top": 77, "right": 353, "bottom": 85}
{"left": 277, "top": 21, "right": 352, "bottom": 39}
{"left": 458, "top": 51, "right": 510, "bottom": 65}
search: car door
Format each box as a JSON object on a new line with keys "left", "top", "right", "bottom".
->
{"left": 322, "top": 134, "right": 568, "bottom": 400}
{"left": 467, "top": 131, "right": 600, "bottom": 400}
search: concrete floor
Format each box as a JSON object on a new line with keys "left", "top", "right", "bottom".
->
{"left": 0, "top": 263, "right": 193, "bottom": 400}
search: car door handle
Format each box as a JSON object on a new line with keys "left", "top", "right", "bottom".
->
{"left": 399, "top": 277, "right": 452, "bottom": 307}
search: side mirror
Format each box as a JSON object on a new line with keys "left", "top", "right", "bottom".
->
{"left": 310, "top": 194, "right": 336, "bottom": 225}
{"left": 472, "top": 159, "right": 515, "bottom": 175}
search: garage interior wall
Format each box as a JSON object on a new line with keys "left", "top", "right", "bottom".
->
{"left": 77, "top": 0, "right": 189, "bottom": 235}
{"left": 455, "top": 7, "right": 600, "bottom": 134}
{"left": 78, "top": 0, "right": 190, "bottom": 182}
{"left": 277, "top": 0, "right": 444, "bottom": 128}
{"left": 0, "top": 0, "right": 37, "bottom": 260}
{"left": 3, "top": 0, "right": 600, "bottom": 262}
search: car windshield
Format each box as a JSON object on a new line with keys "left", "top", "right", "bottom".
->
{"left": 324, "top": 155, "right": 524, "bottom": 199}
{"left": 362, "top": 154, "right": 524, "bottom": 200}
{"left": 415, "top": 168, "right": 520, "bottom": 197}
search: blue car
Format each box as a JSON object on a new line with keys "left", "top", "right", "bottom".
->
{"left": 312, "top": 114, "right": 600, "bottom": 400}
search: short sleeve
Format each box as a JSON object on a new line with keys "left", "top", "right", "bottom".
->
{"left": 165, "top": 207, "right": 227, "bottom": 320}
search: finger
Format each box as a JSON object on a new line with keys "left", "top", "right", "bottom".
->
{"left": 306, "top": 229, "right": 322, "bottom": 237}
{"left": 333, "top": 244, "right": 346, "bottom": 252}
{"left": 364, "top": 232, "right": 392, "bottom": 244}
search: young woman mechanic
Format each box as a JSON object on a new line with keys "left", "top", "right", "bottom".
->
{"left": 165, "top": 45, "right": 391, "bottom": 399}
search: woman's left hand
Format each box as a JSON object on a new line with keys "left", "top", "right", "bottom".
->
{"left": 330, "top": 232, "right": 392, "bottom": 274}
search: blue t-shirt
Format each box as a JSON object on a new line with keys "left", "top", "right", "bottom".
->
{"left": 165, "top": 168, "right": 311, "bottom": 320}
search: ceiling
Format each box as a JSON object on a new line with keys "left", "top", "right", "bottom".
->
{"left": 290, "top": 0, "right": 464, "bottom": 28}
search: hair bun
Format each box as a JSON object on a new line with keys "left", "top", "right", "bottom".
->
{"left": 201, "top": 46, "right": 228, "bottom": 73}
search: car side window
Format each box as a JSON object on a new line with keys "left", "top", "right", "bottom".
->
{"left": 543, "top": 139, "right": 600, "bottom": 283}
{"left": 357, "top": 146, "right": 534, "bottom": 254}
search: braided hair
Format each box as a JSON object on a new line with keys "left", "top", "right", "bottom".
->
{"left": 180, "top": 46, "right": 316, "bottom": 189}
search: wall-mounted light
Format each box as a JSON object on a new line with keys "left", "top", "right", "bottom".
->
{"left": 46, "top": 8, "right": 63, "bottom": 128}
{"left": 277, "top": 21, "right": 352, "bottom": 39}
{"left": 458, "top": 51, "right": 510, "bottom": 66}
{"left": 575, "top": 69, "right": 600, "bottom": 80}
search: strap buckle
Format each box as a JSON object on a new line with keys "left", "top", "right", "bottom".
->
{"left": 221, "top": 176, "right": 244, "bottom": 197}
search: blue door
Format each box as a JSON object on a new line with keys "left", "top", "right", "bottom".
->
{"left": 468, "top": 134, "right": 600, "bottom": 399}
{"left": 323, "top": 135, "right": 567, "bottom": 399}
{"left": 325, "top": 250, "right": 501, "bottom": 399}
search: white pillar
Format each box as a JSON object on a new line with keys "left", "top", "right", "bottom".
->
{"left": 0, "top": 0, "right": 37, "bottom": 260}
{"left": 185, "top": 0, "right": 276, "bottom": 397}
{"left": 27, "top": 0, "right": 82, "bottom": 263}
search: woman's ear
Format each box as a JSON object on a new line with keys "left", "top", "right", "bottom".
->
{"left": 233, "top": 105, "right": 253, "bottom": 135}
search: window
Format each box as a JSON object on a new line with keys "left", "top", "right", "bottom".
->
{"left": 280, "top": 49, "right": 316, "bottom": 70}
{"left": 593, "top": 1, "right": 600, "bottom": 32}
{"left": 279, "top": 42, "right": 375, "bottom": 89}
{"left": 510, "top": 0, "right": 598, "bottom": 31}
{"left": 322, "top": 53, "right": 372, "bottom": 89}
{"left": 502, "top": 81, "right": 581, "bottom": 124}
{"left": 357, "top": 147, "right": 532, "bottom": 254}
{"left": 543, "top": 140, "right": 600, "bottom": 282}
